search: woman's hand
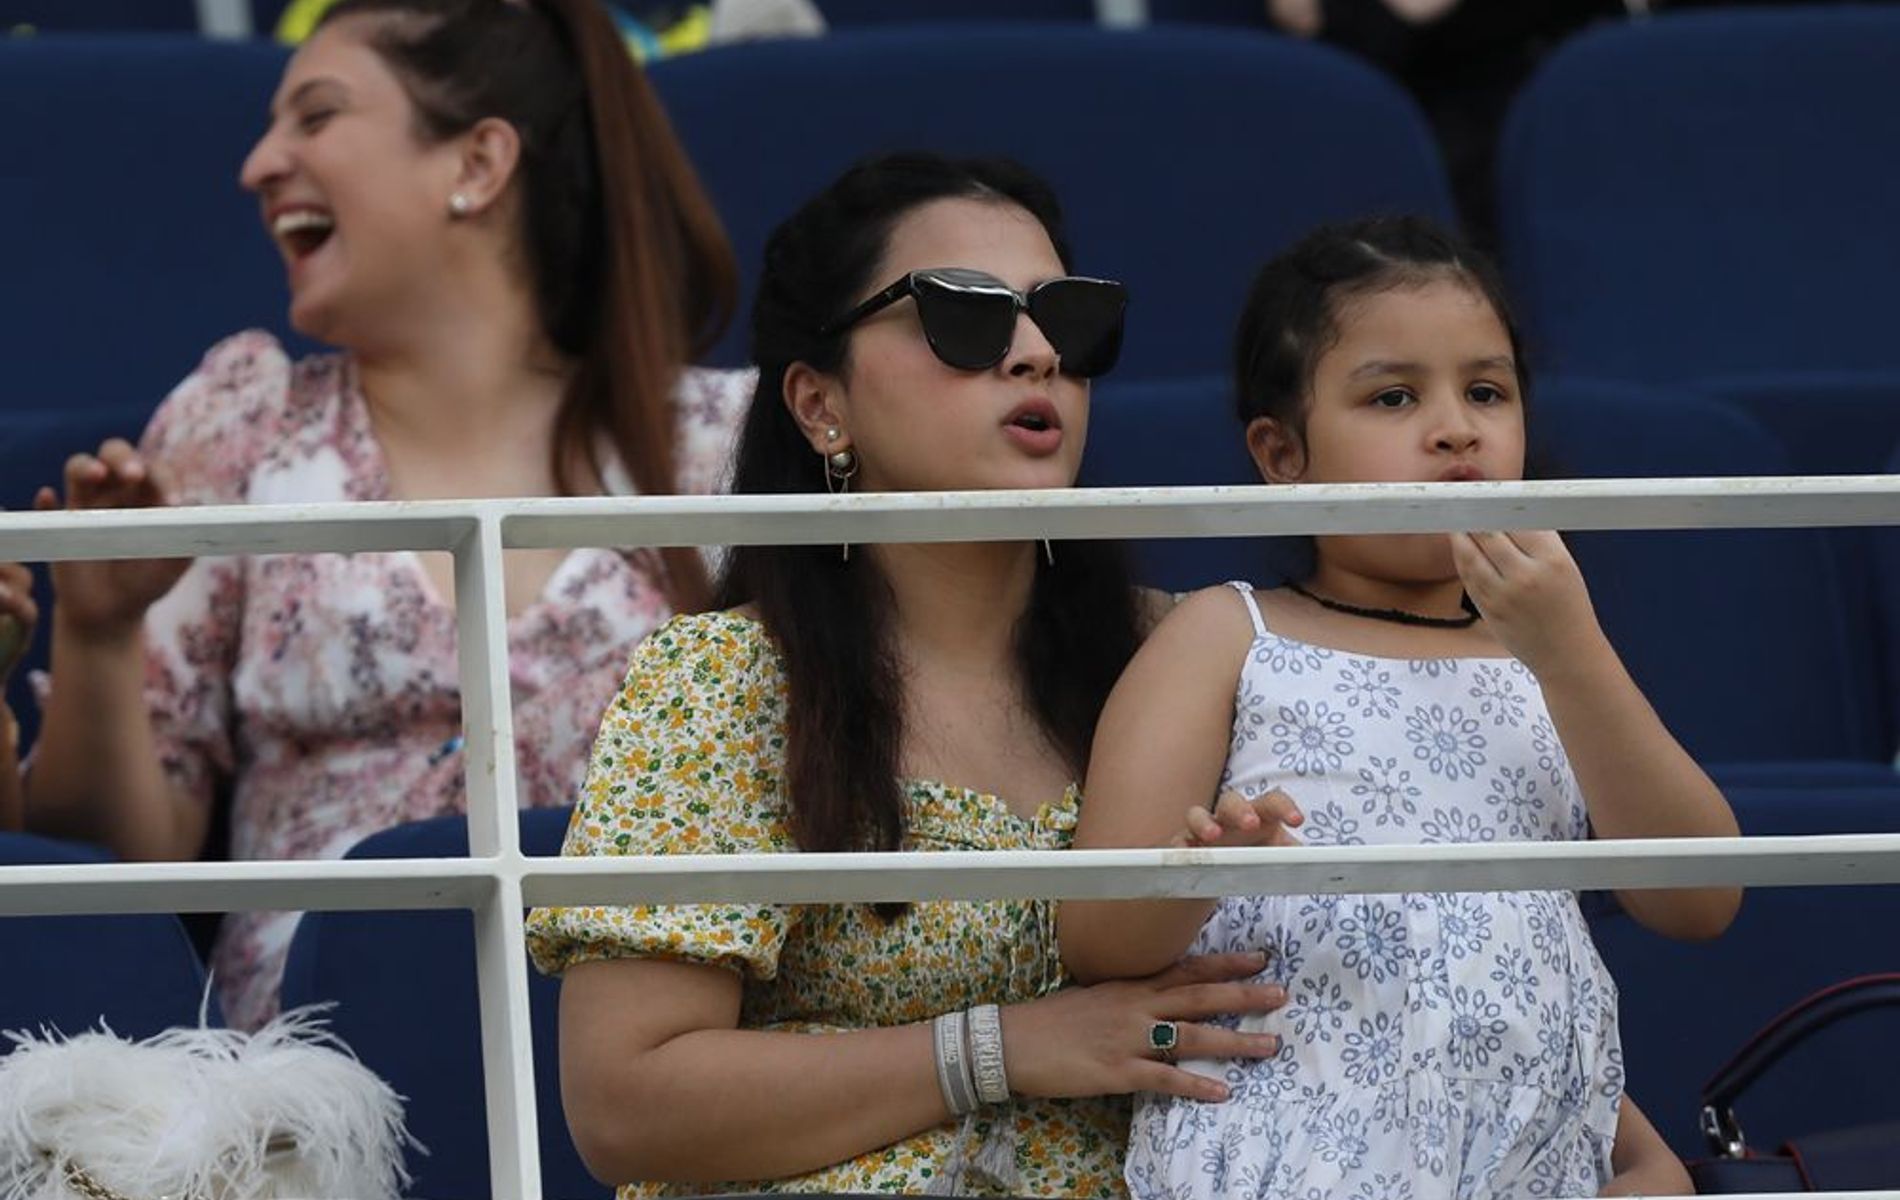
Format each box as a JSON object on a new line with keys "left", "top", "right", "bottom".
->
{"left": 1002, "top": 951, "right": 1285, "bottom": 1104}
{"left": 35, "top": 441, "right": 191, "bottom": 640}
{"left": 1178, "top": 787, "right": 1304, "bottom": 849}
{"left": 1452, "top": 530, "right": 1609, "bottom": 677}
{"left": 0, "top": 562, "right": 33, "bottom": 830}
{"left": 0, "top": 562, "right": 38, "bottom": 683}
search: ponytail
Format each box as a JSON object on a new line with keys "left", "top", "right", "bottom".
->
{"left": 320, "top": 0, "right": 737, "bottom": 611}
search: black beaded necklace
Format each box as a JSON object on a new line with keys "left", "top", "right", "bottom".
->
{"left": 1286, "top": 581, "right": 1482, "bottom": 629}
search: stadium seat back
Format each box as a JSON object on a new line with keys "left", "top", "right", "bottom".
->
{"left": 1498, "top": 8, "right": 1900, "bottom": 383}
{"left": 650, "top": 25, "right": 1455, "bottom": 379}
{"left": 1079, "top": 374, "right": 1301, "bottom": 592}
{"left": 1535, "top": 379, "right": 1883, "bottom": 766}
{"left": 0, "top": 37, "right": 297, "bottom": 413}
{"left": 0, "top": 1, "right": 199, "bottom": 31}
{"left": 279, "top": 809, "right": 607, "bottom": 1200}
{"left": 0, "top": 833, "right": 217, "bottom": 1041}
{"left": 1592, "top": 784, "right": 1900, "bottom": 1155}
{"left": 815, "top": 0, "right": 1094, "bottom": 25}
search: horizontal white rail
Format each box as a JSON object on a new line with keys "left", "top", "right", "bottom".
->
{"left": 0, "top": 858, "right": 494, "bottom": 916}
{"left": 520, "top": 833, "right": 1900, "bottom": 906}
{"left": 4, "top": 475, "right": 1900, "bottom": 561}
{"left": 6, "top": 480, "right": 1896, "bottom": 1199}
{"left": 5, "top": 835, "right": 1898, "bottom": 916}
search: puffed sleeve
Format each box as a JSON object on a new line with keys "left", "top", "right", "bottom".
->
{"left": 525, "top": 611, "right": 797, "bottom": 980}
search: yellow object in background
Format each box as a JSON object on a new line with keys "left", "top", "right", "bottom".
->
{"left": 654, "top": 5, "right": 712, "bottom": 55}
{"left": 273, "top": 0, "right": 335, "bottom": 43}
{"left": 274, "top": 0, "right": 714, "bottom": 60}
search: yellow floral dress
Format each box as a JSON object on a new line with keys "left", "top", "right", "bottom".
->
{"left": 525, "top": 611, "right": 1129, "bottom": 1198}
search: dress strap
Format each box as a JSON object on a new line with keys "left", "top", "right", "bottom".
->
{"left": 1224, "top": 580, "right": 1269, "bottom": 640}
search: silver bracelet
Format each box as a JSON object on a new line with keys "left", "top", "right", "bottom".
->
{"left": 965, "top": 1003, "right": 1011, "bottom": 1105}
{"left": 932, "top": 1010, "right": 978, "bottom": 1117}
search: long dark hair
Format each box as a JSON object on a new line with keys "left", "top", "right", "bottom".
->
{"left": 318, "top": 0, "right": 735, "bottom": 611}
{"left": 716, "top": 153, "right": 1144, "bottom": 863}
{"left": 1233, "top": 214, "right": 1529, "bottom": 445}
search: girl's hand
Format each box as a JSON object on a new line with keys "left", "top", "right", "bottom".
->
{"left": 1002, "top": 951, "right": 1286, "bottom": 1103}
{"left": 34, "top": 441, "right": 191, "bottom": 641}
{"left": 1599, "top": 1167, "right": 1691, "bottom": 1198}
{"left": 1601, "top": 1096, "right": 1693, "bottom": 1196}
{"left": 1451, "top": 530, "right": 1608, "bottom": 676}
{"left": 1177, "top": 788, "right": 1304, "bottom": 849}
{"left": 0, "top": 562, "right": 39, "bottom": 683}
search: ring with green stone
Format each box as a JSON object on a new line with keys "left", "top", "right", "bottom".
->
{"left": 1147, "top": 1019, "right": 1179, "bottom": 1062}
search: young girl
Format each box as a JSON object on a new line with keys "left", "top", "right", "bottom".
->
{"left": 1060, "top": 216, "right": 1739, "bottom": 1199}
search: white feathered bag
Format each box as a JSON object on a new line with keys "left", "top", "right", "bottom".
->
{"left": 0, "top": 1007, "right": 414, "bottom": 1200}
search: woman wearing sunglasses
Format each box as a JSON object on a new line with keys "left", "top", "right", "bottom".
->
{"left": 527, "top": 153, "right": 1288, "bottom": 1198}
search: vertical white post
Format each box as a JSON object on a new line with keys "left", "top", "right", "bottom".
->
{"left": 454, "top": 513, "right": 542, "bottom": 1200}
{"left": 195, "top": 0, "right": 253, "bottom": 38}
{"left": 473, "top": 876, "right": 541, "bottom": 1200}
{"left": 457, "top": 512, "right": 520, "bottom": 862}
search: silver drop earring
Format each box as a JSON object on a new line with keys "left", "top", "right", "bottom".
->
{"left": 1042, "top": 538, "right": 1055, "bottom": 567}
{"left": 823, "top": 436, "right": 858, "bottom": 562}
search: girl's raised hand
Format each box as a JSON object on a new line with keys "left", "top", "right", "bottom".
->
{"left": 34, "top": 440, "right": 192, "bottom": 640}
{"left": 1176, "top": 787, "right": 1304, "bottom": 849}
{"left": 1451, "top": 530, "right": 1607, "bottom": 675}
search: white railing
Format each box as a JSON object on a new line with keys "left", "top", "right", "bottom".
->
{"left": 4, "top": 478, "right": 1899, "bottom": 1200}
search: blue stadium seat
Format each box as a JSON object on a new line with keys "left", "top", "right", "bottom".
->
{"left": 1871, "top": 439, "right": 1900, "bottom": 763}
{"left": 0, "top": 1, "right": 198, "bottom": 32}
{"left": 250, "top": 0, "right": 294, "bottom": 32}
{"left": 0, "top": 36, "right": 298, "bottom": 414}
{"left": 816, "top": 0, "right": 1094, "bottom": 24}
{"left": 1690, "top": 370, "right": 1900, "bottom": 480}
{"left": 1536, "top": 378, "right": 1888, "bottom": 771}
{"left": 1692, "top": 372, "right": 1900, "bottom": 761}
{"left": 1079, "top": 374, "right": 1292, "bottom": 593}
{"left": 1590, "top": 783, "right": 1900, "bottom": 1157}
{"left": 648, "top": 25, "right": 1455, "bottom": 379}
{"left": 0, "top": 833, "right": 218, "bottom": 1040}
{"left": 1146, "top": 0, "right": 1266, "bottom": 25}
{"left": 279, "top": 809, "right": 608, "bottom": 1200}
{"left": 1497, "top": 8, "right": 1900, "bottom": 387}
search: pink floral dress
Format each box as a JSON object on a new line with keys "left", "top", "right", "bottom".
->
{"left": 116, "top": 330, "right": 751, "bottom": 1030}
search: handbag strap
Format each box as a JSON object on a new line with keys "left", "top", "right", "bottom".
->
{"left": 1700, "top": 973, "right": 1900, "bottom": 1157}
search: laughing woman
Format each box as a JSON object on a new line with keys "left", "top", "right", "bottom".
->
{"left": 24, "top": 0, "right": 749, "bottom": 1031}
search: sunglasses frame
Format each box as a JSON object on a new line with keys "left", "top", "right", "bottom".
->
{"left": 817, "top": 267, "right": 1127, "bottom": 378}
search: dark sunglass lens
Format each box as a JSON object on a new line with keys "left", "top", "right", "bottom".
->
{"left": 914, "top": 277, "right": 1018, "bottom": 371}
{"left": 1028, "top": 280, "right": 1127, "bottom": 378}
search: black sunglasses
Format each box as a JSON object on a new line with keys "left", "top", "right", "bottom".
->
{"left": 818, "top": 267, "right": 1128, "bottom": 378}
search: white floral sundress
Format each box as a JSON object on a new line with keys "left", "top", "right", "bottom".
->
{"left": 1126, "top": 582, "right": 1623, "bottom": 1200}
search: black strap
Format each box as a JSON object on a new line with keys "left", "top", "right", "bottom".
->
{"left": 1699, "top": 973, "right": 1900, "bottom": 1156}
